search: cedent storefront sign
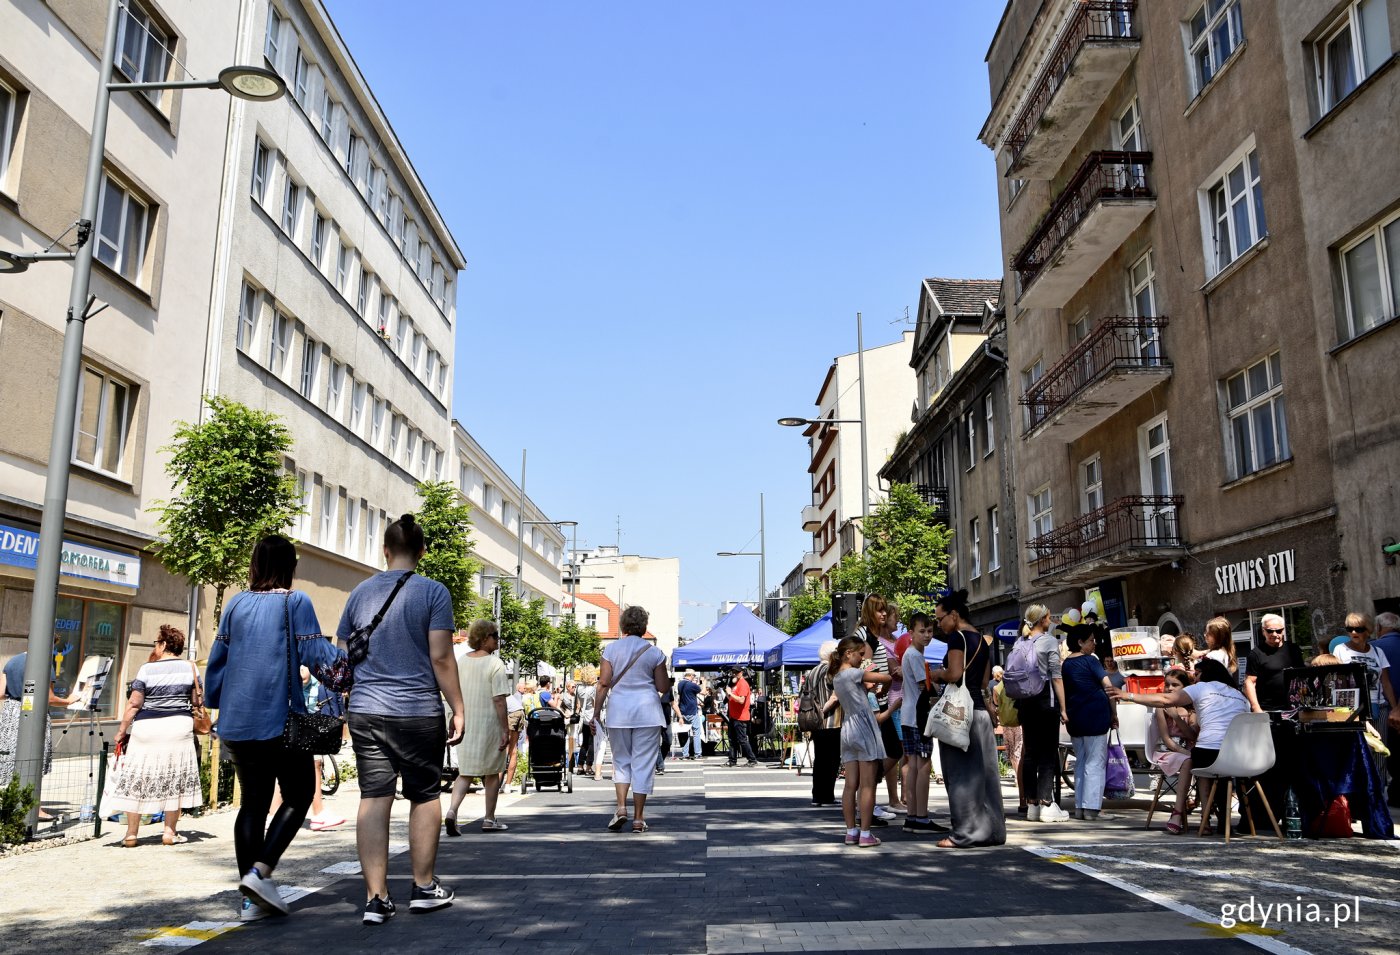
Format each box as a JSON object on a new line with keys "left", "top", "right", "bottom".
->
{"left": 0, "top": 523, "right": 141, "bottom": 590}
{"left": 1214, "top": 548, "right": 1295, "bottom": 597}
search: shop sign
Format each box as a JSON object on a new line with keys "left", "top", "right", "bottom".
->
{"left": 0, "top": 523, "right": 141, "bottom": 589}
{"left": 1214, "top": 548, "right": 1295, "bottom": 597}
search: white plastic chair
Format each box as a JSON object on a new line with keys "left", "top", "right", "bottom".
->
{"left": 1192, "top": 711, "right": 1281, "bottom": 842}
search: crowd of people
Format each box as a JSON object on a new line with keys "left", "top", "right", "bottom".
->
{"left": 799, "top": 594, "right": 1400, "bottom": 850}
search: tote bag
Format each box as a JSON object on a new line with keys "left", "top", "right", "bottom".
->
{"left": 925, "top": 635, "right": 979, "bottom": 752}
{"left": 1103, "top": 729, "right": 1135, "bottom": 799}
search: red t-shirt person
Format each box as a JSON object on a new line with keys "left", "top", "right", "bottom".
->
{"left": 727, "top": 675, "right": 752, "bottom": 722}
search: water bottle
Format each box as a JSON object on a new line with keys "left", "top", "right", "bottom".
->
{"left": 1284, "top": 787, "right": 1303, "bottom": 840}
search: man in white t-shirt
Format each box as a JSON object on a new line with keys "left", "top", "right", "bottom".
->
{"left": 504, "top": 680, "right": 526, "bottom": 791}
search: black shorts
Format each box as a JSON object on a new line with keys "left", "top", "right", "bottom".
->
{"left": 348, "top": 712, "right": 446, "bottom": 803}
{"left": 879, "top": 713, "right": 902, "bottom": 760}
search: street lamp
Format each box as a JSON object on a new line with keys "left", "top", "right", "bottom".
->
{"left": 778, "top": 416, "right": 869, "bottom": 519}
{"left": 521, "top": 518, "right": 576, "bottom": 610}
{"left": 10, "top": 0, "right": 285, "bottom": 834}
{"left": 717, "top": 493, "right": 767, "bottom": 620}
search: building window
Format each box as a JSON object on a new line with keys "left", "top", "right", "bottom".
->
{"left": 1081, "top": 454, "right": 1104, "bottom": 515}
{"left": 0, "top": 80, "right": 16, "bottom": 190}
{"left": 1028, "top": 486, "right": 1052, "bottom": 561}
{"left": 319, "top": 482, "right": 336, "bottom": 545}
{"left": 1021, "top": 357, "right": 1044, "bottom": 429}
{"left": 268, "top": 311, "right": 291, "bottom": 375}
{"left": 1116, "top": 97, "right": 1145, "bottom": 151}
{"left": 585, "top": 613, "right": 598, "bottom": 629}
{"left": 370, "top": 398, "right": 385, "bottom": 447}
{"left": 299, "top": 335, "right": 318, "bottom": 399}
{"left": 51, "top": 596, "right": 125, "bottom": 718}
{"left": 1203, "top": 144, "right": 1266, "bottom": 277}
{"left": 264, "top": 5, "right": 285, "bottom": 68}
{"left": 74, "top": 366, "right": 131, "bottom": 475}
{"left": 318, "top": 89, "right": 334, "bottom": 141}
{"left": 350, "top": 381, "right": 367, "bottom": 432}
{"left": 237, "top": 282, "right": 260, "bottom": 352}
{"left": 434, "top": 448, "right": 444, "bottom": 480}
{"left": 410, "top": 328, "right": 423, "bottom": 370}
{"left": 965, "top": 413, "right": 976, "bottom": 471}
{"left": 292, "top": 48, "right": 310, "bottom": 106}
{"left": 432, "top": 263, "right": 446, "bottom": 304}
{"left": 983, "top": 394, "right": 995, "bottom": 457}
{"left": 357, "top": 267, "right": 371, "bottom": 316}
{"left": 425, "top": 349, "right": 438, "bottom": 387}
{"left": 281, "top": 176, "right": 302, "bottom": 237}
{"left": 117, "top": 1, "right": 171, "bottom": 97}
{"left": 366, "top": 163, "right": 380, "bottom": 213}
{"left": 294, "top": 469, "right": 311, "bottom": 539}
{"left": 388, "top": 414, "right": 401, "bottom": 459}
{"left": 251, "top": 139, "right": 271, "bottom": 203}
{"left": 417, "top": 235, "right": 431, "bottom": 278}
{"left": 1225, "top": 352, "right": 1289, "bottom": 478}
{"left": 1315, "top": 0, "right": 1391, "bottom": 113}
{"left": 336, "top": 241, "right": 350, "bottom": 292}
{"left": 94, "top": 175, "right": 148, "bottom": 284}
{"left": 1339, "top": 211, "right": 1400, "bottom": 340}
{"left": 326, "top": 360, "right": 345, "bottom": 417}
{"left": 1188, "top": 0, "right": 1244, "bottom": 95}
{"left": 988, "top": 507, "right": 1000, "bottom": 571}
{"left": 310, "top": 212, "right": 327, "bottom": 267}
{"left": 344, "top": 495, "right": 358, "bottom": 555}
{"left": 437, "top": 362, "right": 447, "bottom": 395}
{"left": 378, "top": 293, "right": 392, "bottom": 336}
{"left": 375, "top": 170, "right": 389, "bottom": 221}
{"left": 419, "top": 438, "right": 431, "bottom": 476}
{"left": 969, "top": 517, "right": 981, "bottom": 579}
{"left": 364, "top": 506, "right": 380, "bottom": 563}
{"left": 395, "top": 314, "right": 410, "bottom": 353}
{"left": 345, "top": 133, "right": 361, "bottom": 180}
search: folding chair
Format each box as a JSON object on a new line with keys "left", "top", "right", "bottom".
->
{"left": 1142, "top": 707, "right": 1180, "bottom": 829}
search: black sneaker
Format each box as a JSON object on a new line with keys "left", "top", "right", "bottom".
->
{"left": 363, "top": 895, "right": 396, "bottom": 925}
{"left": 409, "top": 878, "right": 455, "bottom": 912}
{"left": 745, "top": 760, "right": 759, "bottom": 767}
{"left": 870, "top": 816, "right": 889, "bottom": 828}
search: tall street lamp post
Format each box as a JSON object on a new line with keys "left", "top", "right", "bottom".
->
{"left": 718, "top": 492, "right": 767, "bottom": 620}
{"left": 9, "top": 0, "right": 283, "bottom": 833}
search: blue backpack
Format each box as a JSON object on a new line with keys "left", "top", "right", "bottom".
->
{"left": 1003, "top": 636, "right": 1047, "bottom": 700}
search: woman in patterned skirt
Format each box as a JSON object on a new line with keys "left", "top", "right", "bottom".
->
{"left": 104, "top": 624, "right": 202, "bottom": 846}
{"left": 444, "top": 619, "right": 512, "bottom": 834}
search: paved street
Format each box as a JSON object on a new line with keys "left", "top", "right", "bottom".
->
{"left": 5, "top": 754, "right": 1398, "bottom": 954}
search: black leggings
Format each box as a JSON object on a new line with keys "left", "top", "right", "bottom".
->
{"left": 1019, "top": 703, "right": 1060, "bottom": 804}
{"left": 224, "top": 737, "right": 314, "bottom": 877}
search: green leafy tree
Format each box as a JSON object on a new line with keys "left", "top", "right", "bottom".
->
{"left": 782, "top": 578, "right": 833, "bottom": 636}
{"left": 149, "top": 395, "right": 302, "bottom": 632}
{"left": 858, "top": 482, "right": 952, "bottom": 619}
{"left": 549, "top": 615, "right": 601, "bottom": 671}
{"left": 412, "top": 480, "right": 483, "bottom": 629}
{"left": 498, "top": 589, "right": 554, "bottom": 675}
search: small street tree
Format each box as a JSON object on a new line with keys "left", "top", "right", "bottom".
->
{"left": 149, "top": 395, "right": 302, "bottom": 636}
{"left": 549, "top": 614, "right": 601, "bottom": 672}
{"left": 413, "top": 480, "right": 483, "bottom": 630}
{"left": 781, "top": 578, "right": 833, "bottom": 636}
{"left": 498, "top": 589, "right": 555, "bottom": 675}
{"left": 858, "top": 482, "right": 951, "bottom": 619}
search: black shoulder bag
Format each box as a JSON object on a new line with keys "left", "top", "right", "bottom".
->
{"left": 282, "top": 594, "right": 346, "bottom": 755}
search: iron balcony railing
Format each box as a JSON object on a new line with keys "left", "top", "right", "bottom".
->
{"left": 1006, "top": 1, "right": 1139, "bottom": 162}
{"left": 1027, "top": 495, "right": 1184, "bottom": 577}
{"left": 1011, "top": 150, "right": 1153, "bottom": 292}
{"left": 913, "top": 484, "right": 950, "bottom": 524}
{"left": 1020, "top": 316, "right": 1170, "bottom": 432}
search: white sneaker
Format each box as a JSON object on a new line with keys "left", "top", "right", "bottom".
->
{"left": 873, "top": 805, "right": 896, "bottom": 820}
{"left": 1040, "top": 803, "right": 1071, "bottom": 823}
{"left": 238, "top": 869, "right": 290, "bottom": 916}
{"left": 884, "top": 805, "right": 908, "bottom": 816}
{"left": 1027, "top": 804, "right": 1042, "bottom": 822}
{"left": 240, "top": 896, "right": 270, "bottom": 922}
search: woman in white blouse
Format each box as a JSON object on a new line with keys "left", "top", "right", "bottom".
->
{"left": 592, "top": 605, "right": 670, "bottom": 833}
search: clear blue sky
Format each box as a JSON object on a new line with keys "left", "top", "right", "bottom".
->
{"left": 326, "top": 1, "right": 1007, "bottom": 636}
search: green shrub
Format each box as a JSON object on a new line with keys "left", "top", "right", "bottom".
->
{"left": 0, "top": 776, "right": 37, "bottom": 846}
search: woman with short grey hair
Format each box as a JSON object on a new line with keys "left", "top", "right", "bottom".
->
{"left": 592, "top": 605, "right": 670, "bottom": 832}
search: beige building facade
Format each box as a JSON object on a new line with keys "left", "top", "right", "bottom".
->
{"left": 0, "top": 0, "right": 238, "bottom": 734}
{"left": 980, "top": 0, "right": 1398, "bottom": 646}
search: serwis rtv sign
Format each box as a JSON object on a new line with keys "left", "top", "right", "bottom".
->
{"left": 1215, "top": 548, "right": 1295, "bottom": 597}
{"left": 0, "top": 523, "right": 141, "bottom": 589}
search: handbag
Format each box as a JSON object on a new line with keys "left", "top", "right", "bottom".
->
{"left": 281, "top": 595, "right": 346, "bottom": 756}
{"left": 1103, "top": 728, "right": 1135, "bottom": 799}
{"left": 796, "top": 673, "right": 822, "bottom": 734}
{"left": 1309, "top": 794, "right": 1353, "bottom": 838}
{"left": 189, "top": 662, "right": 212, "bottom": 736}
{"left": 925, "top": 634, "right": 979, "bottom": 751}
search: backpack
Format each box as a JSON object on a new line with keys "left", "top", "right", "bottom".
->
{"left": 796, "top": 680, "right": 822, "bottom": 734}
{"left": 1003, "top": 636, "right": 1047, "bottom": 700}
{"left": 994, "top": 682, "right": 1020, "bottom": 727}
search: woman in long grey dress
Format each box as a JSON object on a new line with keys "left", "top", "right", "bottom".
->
{"left": 929, "top": 589, "right": 1006, "bottom": 848}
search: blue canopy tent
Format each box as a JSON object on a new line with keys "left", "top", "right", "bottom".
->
{"left": 671, "top": 604, "right": 790, "bottom": 669}
{"left": 764, "top": 612, "right": 832, "bottom": 669}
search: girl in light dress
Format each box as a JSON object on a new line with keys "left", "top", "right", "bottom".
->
{"left": 822, "top": 636, "right": 890, "bottom": 848}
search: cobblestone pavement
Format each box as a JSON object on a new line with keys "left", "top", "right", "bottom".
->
{"left": 4, "top": 755, "right": 1397, "bottom": 954}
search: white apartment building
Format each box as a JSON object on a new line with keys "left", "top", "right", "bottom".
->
{"left": 198, "top": 0, "right": 466, "bottom": 629}
{"left": 0, "top": 0, "right": 237, "bottom": 728}
{"left": 452, "top": 422, "right": 566, "bottom": 618}
{"left": 568, "top": 546, "right": 680, "bottom": 658}
{"left": 797, "top": 332, "right": 915, "bottom": 580}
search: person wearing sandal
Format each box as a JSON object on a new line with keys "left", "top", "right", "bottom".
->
{"left": 103, "top": 625, "right": 203, "bottom": 848}
{"left": 593, "top": 606, "right": 669, "bottom": 834}
{"left": 1150, "top": 669, "right": 1199, "bottom": 834}
{"left": 445, "top": 620, "right": 512, "bottom": 835}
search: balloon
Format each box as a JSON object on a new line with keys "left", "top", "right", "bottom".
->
{"left": 1062, "top": 608, "right": 1081, "bottom": 626}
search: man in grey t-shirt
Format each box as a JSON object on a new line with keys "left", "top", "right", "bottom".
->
{"left": 337, "top": 515, "right": 463, "bottom": 926}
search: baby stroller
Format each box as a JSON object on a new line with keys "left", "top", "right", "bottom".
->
{"left": 525, "top": 707, "right": 573, "bottom": 793}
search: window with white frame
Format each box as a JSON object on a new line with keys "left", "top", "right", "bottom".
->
{"left": 1315, "top": 0, "right": 1391, "bottom": 113}
{"left": 1081, "top": 454, "right": 1104, "bottom": 515}
{"left": 237, "top": 282, "right": 260, "bottom": 352}
{"left": 265, "top": 5, "right": 285, "bottom": 68}
{"left": 395, "top": 314, "right": 410, "bottom": 353}
{"left": 983, "top": 394, "right": 995, "bottom": 456}
{"left": 434, "top": 448, "right": 444, "bottom": 480}
{"left": 1224, "top": 352, "right": 1289, "bottom": 479}
{"left": 404, "top": 228, "right": 419, "bottom": 265}
{"left": 74, "top": 365, "right": 131, "bottom": 475}
{"left": 371, "top": 397, "right": 385, "bottom": 447}
{"left": 1202, "top": 144, "right": 1266, "bottom": 277}
{"left": 1116, "top": 97, "right": 1145, "bottom": 151}
{"left": 366, "top": 163, "right": 380, "bottom": 213}
{"left": 318, "top": 89, "right": 334, "bottom": 141}
{"left": 268, "top": 311, "right": 291, "bottom": 375}
{"left": 1339, "top": 211, "right": 1400, "bottom": 339}
{"left": 336, "top": 240, "right": 350, "bottom": 292}
{"left": 295, "top": 470, "right": 311, "bottom": 539}
{"left": 117, "top": 1, "right": 171, "bottom": 99}
{"left": 319, "top": 481, "right": 336, "bottom": 545}
{"left": 405, "top": 429, "right": 419, "bottom": 473}
{"left": 0, "top": 80, "right": 17, "bottom": 190}
{"left": 299, "top": 334, "right": 318, "bottom": 399}
{"left": 969, "top": 517, "right": 981, "bottom": 578}
{"left": 326, "top": 360, "right": 345, "bottom": 417}
{"left": 1188, "top": 0, "right": 1244, "bottom": 95}
{"left": 281, "top": 176, "right": 302, "bottom": 237}
{"left": 988, "top": 507, "right": 1000, "bottom": 571}
{"left": 1028, "top": 486, "right": 1053, "bottom": 560}
{"left": 410, "top": 328, "right": 423, "bottom": 370}
{"left": 965, "top": 412, "right": 976, "bottom": 470}
{"left": 417, "top": 235, "right": 430, "bottom": 277}
{"left": 251, "top": 139, "right": 271, "bottom": 203}
{"left": 344, "top": 495, "right": 358, "bottom": 555}
{"left": 388, "top": 414, "right": 401, "bottom": 458}
{"left": 345, "top": 133, "right": 361, "bottom": 179}
{"left": 292, "top": 48, "right": 310, "bottom": 106}
{"left": 419, "top": 439, "right": 431, "bottom": 476}
{"left": 437, "top": 362, "right": 447, "bottom": 395}
{"left": 432, "top": 263, "right": 446, "bottom": 304}
{"left": 1021, "top": 357, "right": 1044, "bottom": 428}
{"left": 1070, "top": 313, "right": 1090, "bottom": 343}
{"left": 310, "top": 212, "right": 327, "bottom": 267}
{"left": 364, "top": 506, "right": 380, "bottom": 563}
{"left": 350, "top": 381, "right": 367, "bottom": 432}
{"left": 95, "top": 175, "right": 148, "bottom": 283}
{"left": 426, "top": 349, "right": 438, "bottom": 387}
{"left": 357, "top": 267, "right": 372, "bottom": 316}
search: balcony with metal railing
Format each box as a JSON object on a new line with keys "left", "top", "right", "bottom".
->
{"left": 1020, "top": 316, "right": 1171, "bottom": 440}
{"left": 1005, "top": 2, "right": 1141, "bottom": 180}
{"left": 913, "top": 484, "right": 951, "bottom": 525}
{"left": 1011, "top": 150, "right": 1155, "bottom": 308}
{"left": 1026, "top": 494, "right": 1185, "bottom": 585}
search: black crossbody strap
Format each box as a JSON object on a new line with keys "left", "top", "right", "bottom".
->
{"left": 366, "top": 571, "right": 414, "bottom": 639}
